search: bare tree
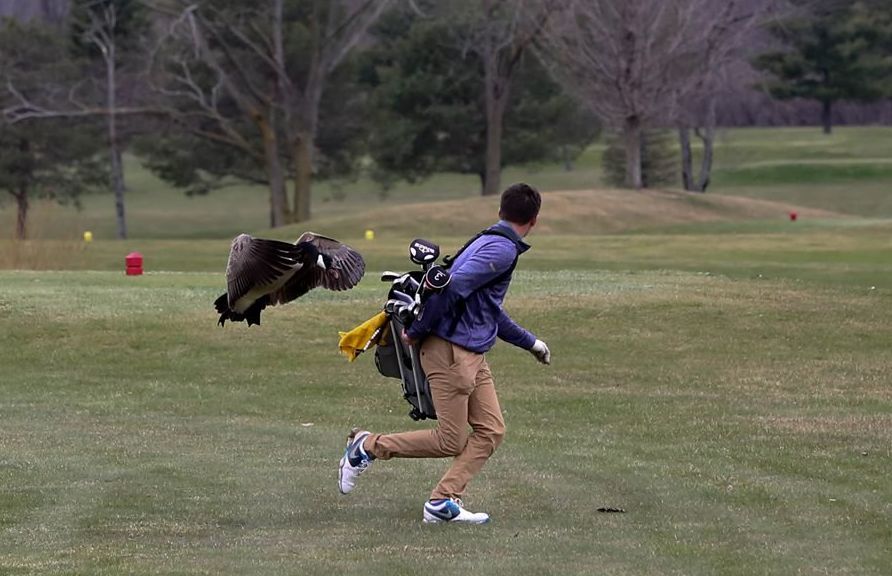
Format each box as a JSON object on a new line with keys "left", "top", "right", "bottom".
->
{"left": 541, "top": 0, "right": 777, "bottom": 190}
{"left": 147, "top": 3, "right": 291, "bottom": 226}
{"left": 677, "top": 1, "right": 778, "bottom": 192}
{"left": 151, "top": 0, "right": 392, "bottom": 224}
{"left": 678, "top": 92, "right": 717, "bottom": 193}
{"left": 83, "top": 1, "right": 128, "bottom": 238}
{"left": 449, "top": 0, "right": 559, "bottom": 196}
{"left": 277, "top": 0, "right": 394, "bottom": 221}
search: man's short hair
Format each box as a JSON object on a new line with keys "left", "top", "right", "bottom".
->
{"left": 499, "top": 183, "right": 541, "bottom": 224}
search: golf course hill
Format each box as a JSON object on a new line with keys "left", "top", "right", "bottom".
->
{"left": 272, "top": 188, "right": 842, "bottom": 239}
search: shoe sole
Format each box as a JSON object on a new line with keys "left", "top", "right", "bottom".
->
{"left": 338, "top": 454, "right": 349, "bottom": 495}
{"left": 422, "top": 511, "right": 490, "bottom": 524}
{"left": 337, "top": 427, "right": 364, "bottom": 495}
{"left": 422, "top": 517, "right": 491, "bottom": 525}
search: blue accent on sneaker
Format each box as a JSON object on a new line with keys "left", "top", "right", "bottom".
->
{"left": 346, "top": 432, "right": 375, "bottom": 467}
{"left": 424, "top": 499, "right": 461, "bottom": 521}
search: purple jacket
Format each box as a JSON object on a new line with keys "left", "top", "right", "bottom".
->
{"left": 407, "top": 221, "right": 536, "bottom": 353}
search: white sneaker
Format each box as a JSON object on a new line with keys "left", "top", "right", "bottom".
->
{"left": 338, "top": 429, "right": 374, "bottom": 495}
{"left": 423, "top": 498, "right": 490, "bottom": 524}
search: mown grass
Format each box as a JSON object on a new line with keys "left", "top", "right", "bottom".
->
{"left": 2, "top": 219, "right": 890, "bottom": 289}
{"left": 715, "top": 163, "right": 892, "bottom": 186}
{"left": 707, "top": 127, "right": 892, "bottom": 216}
{"left": 1, "top": 222, "right": 891, "bottom": 575}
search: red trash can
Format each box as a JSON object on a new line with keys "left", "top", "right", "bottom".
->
{"left": 126, "top": 252, "right": 143, "bottom": 276}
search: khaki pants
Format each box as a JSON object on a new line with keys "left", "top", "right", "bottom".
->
{"left": 364, "top": 336, "right": 506, "bottom": 500}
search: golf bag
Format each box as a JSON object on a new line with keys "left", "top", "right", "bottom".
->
{"left": 374, "top": 266, "right": 439, "bottom": 420}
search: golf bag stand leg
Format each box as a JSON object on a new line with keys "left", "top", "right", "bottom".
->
{"left": 389, "top": 318, "right": 426, "bottom": 421}
{"left": 407, "top": 344, "right": 427, "bottom": 419}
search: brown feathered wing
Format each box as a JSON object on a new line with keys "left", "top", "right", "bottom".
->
{"left": 271, "top": 232, "right": 366, "bottom": 305}
{"left": 225, "top": 234, "right": 301, "bottom": 309}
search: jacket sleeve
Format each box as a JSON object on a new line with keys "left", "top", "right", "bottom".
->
{"left": 496, "top": 308, "right": 536, "bottom": 349}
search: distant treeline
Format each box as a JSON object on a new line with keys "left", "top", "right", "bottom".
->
{"left": 1, "top": 0, "right": 890, "bottom": 241}
{"left": 3, "top": 0, "right": 889, "bottom": 128}
{"left": 0, "top": 0, "right": 69, "bottom": 23}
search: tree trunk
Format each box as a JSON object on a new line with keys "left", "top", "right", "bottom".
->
{"left": 623, "top": 116, "right": 643, "bottom": 190}
{"left": 257, "top": 114, "right": 289, "bottom": 227}
{"left": 561, "top": 145, "right": 574, "bottom": 172}
{"left": 270, "top": 0, "right": 292, "bottom": 228}
{"left": 105, "top": 26, "right": 127, "bottom": 239}
{"left": 289, "top": 77, "right": 322, "bottom": 223}
{"left": 483, "top": 58, "right": 509, "bottom": 197}
{"left": 14, "top": 188, "right": 28, "bottom": 240}
{"left": 483, "top": 101, "right": 505, "bottom": 197}
{"left": 696, "top": 126, "right": 714, "bottom": 193}
{"left": 679, "top": 127, "right": 694, "bottom": 191}
{"left": 822, "top": 99, "right": 833, "bottom": 135}
{"left": 694, "top": 98, "right": 716, "bottom": 193}
{"left": 292, "top": 132, "right": 313, "bottom": 223}
{"left": 110, "top": 142, "right": 127, "bottom": 238}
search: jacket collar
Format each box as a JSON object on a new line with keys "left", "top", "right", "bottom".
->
{"left": 492, "top": 220, "right": 531, "bottom": 254}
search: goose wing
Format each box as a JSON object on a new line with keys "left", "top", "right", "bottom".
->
{"left": 225, "top": 234, "right": 301, "bottom": 309}
{"left": 271, "top": 232, "right": 366, "bottom": 305}
{"left": 299, "top": 231, "right": 366, "bottom": 291}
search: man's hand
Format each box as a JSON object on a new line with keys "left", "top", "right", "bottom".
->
{"left": 529, "top": 339, "right": 551, "bottom": 365}
{"left": 401, "top": 329, "right": 417, "bottom": 347}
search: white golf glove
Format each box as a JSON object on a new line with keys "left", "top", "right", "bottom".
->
{"left": 529, "top": 339, "right": 551, "bottom": 365}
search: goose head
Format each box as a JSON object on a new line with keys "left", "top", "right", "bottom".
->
{"left": 296, "top": 240, "right": 333, "bottom": 271}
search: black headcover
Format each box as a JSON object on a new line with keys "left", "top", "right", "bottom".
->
{"left": 423, "top": 265, "right": 451, "bottom": 291}
{"left": 409, "top": 238, "right": 439, "bottom": 267}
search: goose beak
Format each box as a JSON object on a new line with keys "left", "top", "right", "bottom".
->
{"left": 317, "top": 254, "right": 326, "bottom": 270}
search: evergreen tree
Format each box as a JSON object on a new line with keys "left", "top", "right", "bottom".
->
{"left": 848, "top": 0, "right": 892, "bottom": 97}
{"left": 0, "top": 19, "right": 107, "bottom": 240}
{"left": 361, "top": 14, "right": 597, "bottom": 193}
{"left": 754, "top": 1, "right": 886, "bottom": 134}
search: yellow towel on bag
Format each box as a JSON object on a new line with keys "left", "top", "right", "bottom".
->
{"left": 338, "top": 311, "right": 389, "bottom": 361}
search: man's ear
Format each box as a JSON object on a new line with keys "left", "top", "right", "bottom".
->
{"left": 529, "top": 216, "right": 538, "bottom": 228}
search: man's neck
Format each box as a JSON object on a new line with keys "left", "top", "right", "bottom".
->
{"left": 504, "top": 220, "right": 529, "bottom": 238}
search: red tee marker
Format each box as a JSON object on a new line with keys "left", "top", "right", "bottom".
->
{"left": 126, "top": 252, "right": 143, "bottom": 276}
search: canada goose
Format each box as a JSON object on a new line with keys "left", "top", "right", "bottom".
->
{"left": 214, "top": 231, "right": 365, "bottom": 327}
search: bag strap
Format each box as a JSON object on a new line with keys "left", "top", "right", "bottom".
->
{"left": 443, "top": 228, "right": 518, "bottom": 269}
{"left": 444, "top": 228, "right": 521, "bottom": 337}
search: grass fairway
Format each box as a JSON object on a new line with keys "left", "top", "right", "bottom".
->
{"left": 710, "top": 127, "right": 892, "bottom": 217}
{"left": 1, "top": 227, "right": 890, "bottom": 575}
